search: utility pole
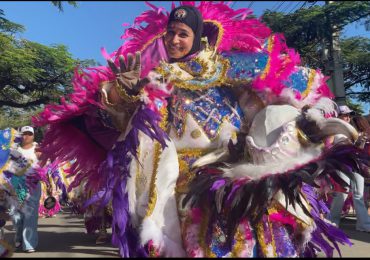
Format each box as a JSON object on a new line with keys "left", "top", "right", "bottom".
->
{"left": 324, "top": 1, "right": 346, "bottom": 105}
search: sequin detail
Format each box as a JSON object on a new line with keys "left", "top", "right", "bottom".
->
{"left": 170, "top": 87, "right": 243, "bottom": 140}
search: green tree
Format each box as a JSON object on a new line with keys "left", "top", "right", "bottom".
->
{"left": 0, "top": 35, "right": 76, "bottom": 108}
{"left": 51, "top": 1, "right": 78, "bottom": 12}
{"left": 0, "top": 6, "right": 97, "bottom": 129}
{"left": 261, "top": 1, "right": 370, "bottom": 105}
{"left": 0, "top": 9, "right": 25, "bottom": 34}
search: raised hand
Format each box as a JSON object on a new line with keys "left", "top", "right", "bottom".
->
{"left": 107, "top": 52, "right": 150, "bottom": 96}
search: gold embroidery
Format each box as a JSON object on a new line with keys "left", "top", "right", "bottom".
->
{"left": 190, "top": 129, "right": 202, "bottom": 139}
{"left": 175, "top": 148, "right": 212, "bottom": 195}
{"left": 256, "top": 215, "right": 277, "bottom": 257}
{"left": 156, "top": 43, "right": 232, "bottom": 91}
{"left": 144, "top": 105, "right": 168, "bottom": 218}
{"left": 171, "top": 58, "right": 231, "bottom": 91}
{"left": 144, "top": 142, "right": 161, "bottom": 218}
{"left": 114, "top": 80, "right": 142, "bottom": 103}
{"left": 231, "top": 226, "right": 245, "bottom": 257}
{"left": 177, "top": 148, "right": 213, "bottom": 158}
{"left": 171, "top": 112, "right": 237, "bottom": 142}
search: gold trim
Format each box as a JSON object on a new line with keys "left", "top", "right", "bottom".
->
{"left": 171, "top": 58, "right": 231, "bottom": 91}
{"left": 231, "top": 225, "right": 246, "bottom": 257}
{"left": 256, "top": 215, "right": 277, "bottom": 257}
{"left": 114, "top": 80, "right": 142, "bottom": 103}
{"left": 144, "top": 106, "right": 168, "bottom": 218}
{"left": 203, "top": 20, "right": 224, "bottom": 50}
{"left": 302, "top": 69, "right": 316, "bottom": 98}
{"left": 259, "top": 36, "right": 274, "bottom": 80}
{"left": 297, "top": 128, "right": 310, "bottom": 146}
{"left": 144, "top": 143, "right": 160, "bottom": 218}
{"left": 140, "top": 31, "right": 166, "bottom": 52}
{"left": 159, "top": 104, "right": 168, "bottom": 130}
{"left": 177, "top": 148, "right": 212, "bottom": 157}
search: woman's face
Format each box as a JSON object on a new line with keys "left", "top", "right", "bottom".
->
{"left": 339, "top": 114, "right": 351, "bottom": 123}
{"left": 164, "top": 21, "right": 194, "bottom": 60}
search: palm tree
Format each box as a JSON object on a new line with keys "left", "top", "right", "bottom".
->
{"left": 51, "top": 1, "right": 77, "bottom": 12}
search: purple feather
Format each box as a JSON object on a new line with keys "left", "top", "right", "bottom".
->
{"left": 211, "top": 179, "right": 226, "bottom": 191}
{"left": 87, "top": 105, "right": 168, "bottom": 257}
{"left": 302, "top": 184, "right": 352, "bottom": 257}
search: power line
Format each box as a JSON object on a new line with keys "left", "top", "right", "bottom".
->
{"left": 230, "top": 1, "right": 237, "bottom": 9}
{"left": 288, "top": 2, "right": 303, "bottom": 14}
{"left": 274, "top": 1, "right": 286, "bottom": 12}
{"left": 298, "top": 1, "right": 308, "bottom": 11}
{"left": 284, "top": 2, "right": 295, "bottom": 13}
{"left": 270, "top": 1, "right": 282, "bottom": 11}
{"left": 271, "top": 1, "right": 282, "bottom": 12}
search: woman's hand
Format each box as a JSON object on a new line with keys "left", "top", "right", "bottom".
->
{"left": 107, "top": 52, "right": 149, "bottom": 96}
{"left": 355, "top": 132, "right": 368, "bottom": 149}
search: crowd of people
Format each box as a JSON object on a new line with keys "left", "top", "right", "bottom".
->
{"left": 0, "top": 2, "right": 369, "bottom": 258}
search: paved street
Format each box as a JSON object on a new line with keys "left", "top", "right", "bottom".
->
{"left": 4, "top": 208, "right": 119, "bottom": 258}
{"left": 3, "top": 210, "right": 369, "bottom": 257}
{"left": 318, "top": 214, "right": 370, "bottom": 258}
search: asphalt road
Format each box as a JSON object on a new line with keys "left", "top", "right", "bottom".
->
{"left": 4, "top": 208, "right": 119, "bottom": 258}
{"left": 3, "top": 210, "right": 369, "bottom": 257}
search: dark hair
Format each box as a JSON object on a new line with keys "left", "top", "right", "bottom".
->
{"left": 352, "top": 116, "right": 370, "bottom": 136}
{"left": 168, "top": 6, "right": 203, "bottom": 58}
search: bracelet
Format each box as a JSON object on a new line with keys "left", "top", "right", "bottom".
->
{"left": 114, "top": 80, "right": 142, "bottom": 103}
{"left": 101, "top": 90, "right": 117, "bottom": 108}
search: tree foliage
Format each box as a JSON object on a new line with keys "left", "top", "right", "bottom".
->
{"left": 0, "top": 10, "right": 25, "bottom": 34}
{"left": 0, "top": 35, "right": 78, "bottom": 108}
{"left": 51, "top": 1, "right": 78, "bottom": 12}
{"left": 261, "top": 1, "right": 370, "bottom": 104}
{"left": 0, "top": 5, "right": 96, "bottom": 129}
{"left": 341, "top": 37, "right": 370, "bottom": 102}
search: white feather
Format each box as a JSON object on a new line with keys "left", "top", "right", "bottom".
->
{"left": 221, "top": 147, "right": 322, "bottom": 180}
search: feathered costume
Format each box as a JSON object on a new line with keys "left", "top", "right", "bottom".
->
{"left": 32, "top": 1, "right": 369, "bottom": 257}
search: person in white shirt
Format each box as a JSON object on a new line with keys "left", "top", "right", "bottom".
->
{"left": 16, "top": 126, "right": 39, "bottom": 166}
{"left": 327, "top": 105, "right": 370, "bottom": 233}
{"left": 12, "top": 126, "right": 41, "bottom": 253}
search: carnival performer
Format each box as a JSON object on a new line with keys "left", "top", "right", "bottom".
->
{"left": 33, "top": 1, "right": 369, "bottom": 258}
{"left": 38, "top": 166, "right": 61, "bottom": 218}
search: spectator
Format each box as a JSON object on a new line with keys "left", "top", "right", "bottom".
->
{"left": 12, "top": 126, "right": 41, "bottom": 253}
{"left": 327, "top": 106, "right": 370, "bottom": 232}
{"left": 352, "top": 115, "right": 370, "bottom": 215}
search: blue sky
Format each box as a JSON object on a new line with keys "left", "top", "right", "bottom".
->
{"left": 1, "top": 1, "right": 369, "bottom": 112}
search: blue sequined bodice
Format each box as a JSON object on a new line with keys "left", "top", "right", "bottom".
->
{"left": 169, "top": 87, "right": 243, "bottom": 140}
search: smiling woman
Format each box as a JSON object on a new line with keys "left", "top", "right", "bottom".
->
{"left": 164, "top": 22, "right": 195, "bottom": 60}
{"left": 164, "top": 6, "right": 203, "bottom": 61}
